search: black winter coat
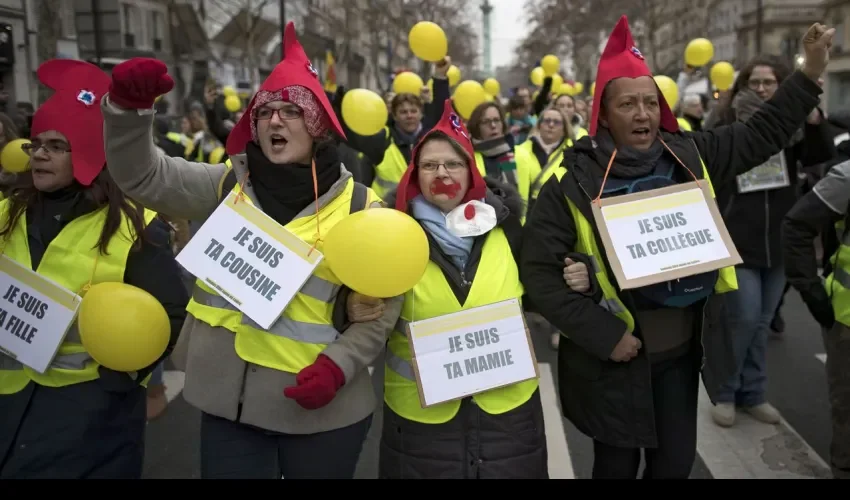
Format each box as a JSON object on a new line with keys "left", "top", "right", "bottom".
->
{"left": 519, "top": 70, "right": 823, "bottom": 449}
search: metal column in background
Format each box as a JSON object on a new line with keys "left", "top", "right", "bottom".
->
{"left": 280, "top": 0, "right": 286, "bottom": 60}
{"left": 480, "top": 0, "right": 493, "bottom": 77}
{"left": 91, "top": 0, "right": 102, "bottom": 65}
{"left": 755, "top": 0, "right": 763, "bottom": 55}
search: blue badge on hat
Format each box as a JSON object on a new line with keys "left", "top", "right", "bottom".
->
{"left": 77, "top": 89, "right": 95, "bottom": 106}
{"left": 449, "top": 113, "right": 469, "bottom": 139}
{"left": 630, "top": 46, "right": 644, "bottom": 60}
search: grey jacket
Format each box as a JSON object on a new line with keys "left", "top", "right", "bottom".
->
{"left": 101, "top": 96, "right": 402, "bottom": 435}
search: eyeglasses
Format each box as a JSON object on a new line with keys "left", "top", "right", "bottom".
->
{"left": 540, "top": 118, "right": 563, "bottom": 126}
{"left": 480, "top": 118, "right": 502, "bottom": 127}
{"left": 747, "top": 79, "right": 777, "bottom": 90}
{"left": 254, "top": 106, "right": 303, "bottom": 121}
{"left": 21, "top": 140, "right": 71, "bottom": 156}
{"left": 420, "top": 160, "right": 467, "bottom": 172}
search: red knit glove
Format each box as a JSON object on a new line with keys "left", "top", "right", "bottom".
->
{"left": 283, "top": 354, "right": 345, "bottom": 410}
{"left": 108, "top": 58, "right": 174, "bottom": 110}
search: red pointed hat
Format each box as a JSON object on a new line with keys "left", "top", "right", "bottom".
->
{"left": 226, "top": 22, "right": 345, "bottom": 155}
{"left": 394, "top": 100, "right": 487, "bottom": 211}
{"left": 589, "top": 15, "right": 678, "bottom": 136}
{"left": 30, "top": 59, "right": 111, "bottom": 186}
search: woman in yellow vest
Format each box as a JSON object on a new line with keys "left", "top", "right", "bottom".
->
{"left": 101, "top": 24, "right": 401, "bottom": 480}
{"left": 551, "top": 93, "right": 590, "bottom": 140}
{"left": 519, "top": 107, "right": 573, "bottom": 217}
{"left": 465, "top": 100, "right": 536, "bottom": 221}
{"left": 520, "top": 17, "right": 832, "bottom": 479}
{"left": 333, "top": 59, "right": 452, "bottom": 198}
{"left": 377, "top": 100, "right": 547, "bottom": 479}
{"left": 0, "top": 60, "right": 188, "bottom": 479}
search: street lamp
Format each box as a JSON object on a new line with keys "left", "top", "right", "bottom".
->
{"left": 279, "top": 0, "right": 286, "bottom": 60}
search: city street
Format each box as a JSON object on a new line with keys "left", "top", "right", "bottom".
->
{"left": 142, "top": 290, "right": 834, "bottom": 479}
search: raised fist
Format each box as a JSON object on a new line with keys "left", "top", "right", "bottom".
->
{"left": 109, "top": 57, "right": 174, "bottom": 110}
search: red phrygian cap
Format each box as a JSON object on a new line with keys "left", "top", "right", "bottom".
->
{"left": 31, "top": 59, "right": 111, "bottom": 186}
{"left": 394, "top": 100, "right": 487, "bottom": 211}
{"left": 226, "top": 22, "right": 345, "bottom": 155}
{"left": 589, "top": 15, "right": 678, "bottom": 136}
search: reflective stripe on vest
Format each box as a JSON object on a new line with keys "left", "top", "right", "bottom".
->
{"left": 0, "top": 202, "right": 158, "bottom": 395}
{"left": 384, "top": 226, "right": 537, "bottom": 424}
{"left": 518, "top": 139, "right": 572, "bottom": 202}
{"left": 826, "top": 221, "right": 850, "bottom": 326}
{"left": 185, "top": 177, "right": 372, "bottom": 373}
{"left": 552, "top": 150, "right": 738, "bottom": 334}
{"left": 371, "top": 128, "right": 407, "bottom": 198}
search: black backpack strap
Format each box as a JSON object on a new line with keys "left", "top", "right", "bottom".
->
{"left": 349, "top": 181, "right": 368, "bottom": 213}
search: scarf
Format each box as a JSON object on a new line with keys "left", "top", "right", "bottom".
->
{"left": 245, "top": 141, "right": 341, "bottom": 226}
{"left": 410, "top": 195, "right": 474, "bottom": 271}
{"left": 732, "top": 89, "right": 804, "bottom": 147}
{"left": 393, "top": 122, "right": 423, "bottom": 146}
{"left": 473, "top": 135, "right": 517, "bottom": 186}
{"left": 592, "top": 127, "right": 665, "bottom": 179}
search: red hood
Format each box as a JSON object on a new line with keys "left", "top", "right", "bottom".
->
{"left": 588, "top": 15, "right": 678, "bottom": 136}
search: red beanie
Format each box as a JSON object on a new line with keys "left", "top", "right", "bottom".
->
{"left": 394, "top": 100, "right": 487, "bottom": 211}
{"left": 589, "top": 16, "right": 678, "bottom": 136}
{"left": 226, "top": 22, "right": 345, "bottom": 155}
{"left": 30, "top": 60, "right": 111, "bottom": 186}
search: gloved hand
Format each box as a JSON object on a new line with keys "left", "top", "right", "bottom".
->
{"left": 801, "top": 284, "right": 835, "bottom": 329}
{"left": 109, "top": 58, "right": 175, "bottom": 110}
{"left": 347, "top": 292, "right": 385, "bottom": 323}
{"left": 283, "top": 354, "right": 345, "bottom": 410}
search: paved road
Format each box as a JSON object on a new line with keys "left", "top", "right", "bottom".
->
{"left": 143, "top": 290, "right": 834, "bottom": 479}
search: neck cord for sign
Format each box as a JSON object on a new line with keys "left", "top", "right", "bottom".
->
{"left": 593, "top": 136, "right": 699, "bottom": 206}
{"left": 231, "top": 159, "right": 324, "bottom": 257}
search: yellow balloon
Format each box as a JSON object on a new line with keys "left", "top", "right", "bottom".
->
{"left": 447, "top": 65, "right": 461, "bottom": 87}
{"left": 710, "top": 61, "right": 735, "bottom": 91}
{"left": 590, "top": 82, "right": 596, "bottom": 96}
{"left": 409, "top": 22, "right": 448, "bottom": 62}
{"left": 654, "top": 75, "right": 679, "bottom": 109}
{"left": 483, "top": 78, "right": 500, "bottom": 96}
{"left": 541, "top": 55, "right": 560, "bottom": 76}
{"left": 551, "top": 74, "right": 564, "bottom": 93}
{"left": 684, "top": 38, "right": 714, "bottom": 67}
{"left": 452, "top": 80, "right": 487, "bottom": 120}
{"left": 393, "top": 71, "right": 424, "bottom": 95}
{"left": 78, "top": 282, "right": 170, "bottom": 372}
{"left": 222, "top": 86, "right": 237, "bottom": 97}
{"left": 341, "top": 88, "right": 388, "bottom": 136}
{"left": 224, "top": 95, "right": 242, "bottom": 113}
{"left": 1, "top": 139, "right": 31, "bottom": 173}
{"left": 530, "top": 67, "right": 544, "bottom": 87}
{"left": 574, "top": 82, "right": 584, "bottom": 94}
{"left": 559, "top": 83, "right": 575, "bottom": 96}
{"left": 324, "top": 208, "right": 429, "bottom": 298}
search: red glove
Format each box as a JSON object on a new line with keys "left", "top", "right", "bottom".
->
{"left": 283, "top": 355, "right": 345, "bottom": 410}
{"left": 109, "top": 58, "right": 174, "bottom": 110}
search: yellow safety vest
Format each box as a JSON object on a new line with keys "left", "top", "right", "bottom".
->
{"left": 551, "top": 158, "right": 737, "bottom": 333}
{"left": 186, "top": 178, "right": 379, "bottom": 373}
{"left": 383, "top": 226, "right": 537, "bottom": 424}
{"left": 574, "top": 126, "right": 589, "bottom": 140}
{"left": 474, "top": 150, "right": 535, "bottom": 223}
{"left": 0, "top": 201, "right": 158, "bottom": 395}
{"left": 678, "top": 118, "right": 693, "bottom": 132}
{"left": 371, "top": 127, "right": 408, "bottom": 199}
{"left": 826, "top": 220, "right": 850, "bottom": 326}
{"left": 516, "top": 138, "right": 573, "bottom": 203}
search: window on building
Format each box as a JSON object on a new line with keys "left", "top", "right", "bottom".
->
{"left": 121, "top": 3, "right": 143, "bottom": 48}
{"left": 61, "top": 0, "right": 76, "bottom": 38}
{"left": 150, "top": 10, "right": 167, "bottom": 52}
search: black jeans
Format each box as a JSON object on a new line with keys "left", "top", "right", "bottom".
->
{"left": 200, "top": 411, "right": 372, "bottom": 479}
{"left": 591, "top": 350, "right": 700, "bottom": 479}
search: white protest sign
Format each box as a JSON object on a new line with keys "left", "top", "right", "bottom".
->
{"left": 591, "top": 181, "right": 742, "bottom": 290}
{"left": 177, "top": 191, "right": 322, "bottom": 330}
{"left": 0, "top": 255, "right": 81, "bottom": 373}
{"left": 407, "top": 298, "right": 538, "bottom": 408}
{"left": 736, "top": 153, "right": 790, "bottom": 193}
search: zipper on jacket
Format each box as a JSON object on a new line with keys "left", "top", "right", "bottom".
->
{"left": 699, "top": 301, "right": 707, "bottom": 371}
{"left": 764, "top": 190, "right": 771, "bottom": 268}
{"left": 459, "top": 270, "right": 471, "bottom": 289}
